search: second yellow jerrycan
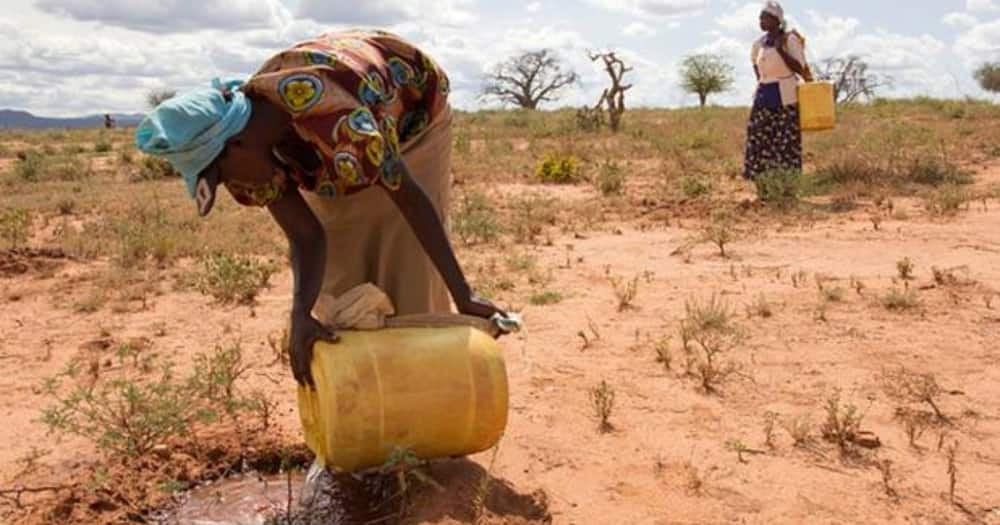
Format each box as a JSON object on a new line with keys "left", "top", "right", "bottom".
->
{"left": 297, "top": 325, "right": 508, "bottom": 473}
{"left": 798, "top": 81, "right": 836, "bottom": 132}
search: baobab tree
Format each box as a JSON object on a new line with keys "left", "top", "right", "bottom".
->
{"left": 481, "top": 49, "right": 578, "bottom": 110}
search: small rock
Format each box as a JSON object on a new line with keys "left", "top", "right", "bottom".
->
{"left": 855, "top": 431, "right": 881, "bottom": 449}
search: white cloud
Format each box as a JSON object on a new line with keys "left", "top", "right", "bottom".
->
{"left": 587, "top": 0, "right": 706, "bottom": 19}
{"left": 526, "top": 2, "right": 542, "bottom": 13}
{"left": 944, "top": 12, "right": 979, "bottom": 29}
{"left": 805, "top": 12, "right": 861, "bottom": 59}
{"left": 34, "top": 0, "right": 281, "bottom": 33}
{"left": 954, "top": 18, "right": 1000, "bottom": 65}
{"left": 966, "top": 0, "right": 1000, "bottom": 13}
{"left": 297, "top": 0, "right": 477, "bottom": 27}
{"left": 715, "top": 3, "right": 761, "bottom": 33}
{"left": 623, "top": 22, "right": 657, "bottom": 38}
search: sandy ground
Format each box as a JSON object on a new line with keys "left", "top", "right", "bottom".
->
{"left": 2, "top": 165, "right": 1000, "bottom": 524}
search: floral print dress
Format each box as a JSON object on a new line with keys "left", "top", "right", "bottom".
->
{"left": 743, "top": 32, "right": 806, "bottom": 180}
{"left": 223, "top": 30, "right": 450, "bottom": 206}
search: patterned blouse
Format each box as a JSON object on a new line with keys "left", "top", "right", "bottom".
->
{"left": 224, "top": 30, "right": 451, "bottom": 207}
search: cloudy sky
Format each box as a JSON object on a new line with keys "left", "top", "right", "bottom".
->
{"left": 0, "top": 0, "right": 998, "bottom": 117}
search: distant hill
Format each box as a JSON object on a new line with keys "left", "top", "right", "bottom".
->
{"left": 0, "top": 109, "right": 145, "bottom": 130}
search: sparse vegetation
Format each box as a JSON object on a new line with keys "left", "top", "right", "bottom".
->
{"left": 530, "top": 290, "right": 563, "bottom": 306}
{"left": 2, "top": 100, "right": 999, "bottom": 524}
{"left": 94, "top": 135, "right": 112, "bottom": 153}
{"left": 1, "top": 207, "right": 30, "bottom": 249}
{"left": 882, "top": 287, "right": 921, "bottom": 311}
{"left": 762, "top": 411, "right": 778, "bottom": 449}
{"left": 746, "top": 294, "right": 774, "bottom": 318}
{"left": 701, "top": 210, "right": 740, "bottom": 258}
{"left": 679, "top": 175, "right": 712, "bottom": 198}
{"left": 754, "top": 169, "right": 801, "bottom": 207}
{"left": 820, "top": 389, "right": 867, "bottom": 457}
{"left": 680, "top": 294, "right": 743, "bottom": 394}
{"left": 14, "top": 151, "right": 45, "bottom": 182}
{"left": 536, "top": 152, "right": 583, "bottom": 184}
{"left": 136, "top": 155, "right": 179, "bottom": 180}
{"left": 880, "top": 367, "right": 948, "bottom": 423}
{"left": 782, "top": 415, "right": 813, "bottom": 447}
{"left": 896, "top": 257, "right": 914, "bottom": 280}
{"left": 590, "top": 380, "right": 616, "bottom": 433}
{"left": 453, "top": 191, "right": 502, "bottom": 245}
{"left": 606, "top": 270, "right": 640, "bottom": 311}
{"left": 595, "top": 159, "right": 625, "bottom": 196}
{"left": 40, "top": 343, "right": 266, "bottom": 458}
{"left": 923, "top": 184, "right": 970, "bottom": 216}
{"left": 196, "top": 253, "right": 275, "bottom": 305}
{"left": 946, "top": 441, "right": 959, "bottom": 504}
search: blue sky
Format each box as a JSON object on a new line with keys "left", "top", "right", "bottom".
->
{"left": 0, "top": 0, "right": 997, "bottom": 116}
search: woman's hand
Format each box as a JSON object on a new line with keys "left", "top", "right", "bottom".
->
{"left": 458, "top": 293, "right": 508, "bottom": 320}
{"left": 288, "top": 311, "right": 339, "bottom": 387}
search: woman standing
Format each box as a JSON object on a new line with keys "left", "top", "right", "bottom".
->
{"left": 744, "top": 1, "right": 810, "bottom": 181}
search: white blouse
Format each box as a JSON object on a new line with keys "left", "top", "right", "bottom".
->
{"left": 751, "top": 32, "right": 806, "bottom": 106}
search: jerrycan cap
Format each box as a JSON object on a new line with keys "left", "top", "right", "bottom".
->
{"left": 491, "top": 312, "right": 523, "bottom": 334}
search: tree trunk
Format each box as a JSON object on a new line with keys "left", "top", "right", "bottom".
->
{"left": 699, "top": 93, "right": 707, "bottom": 107}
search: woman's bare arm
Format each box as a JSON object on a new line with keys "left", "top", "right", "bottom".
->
{"left": 382, "top": 162, "right": 506, "bottom": 320}
{"left": 267, "top": 187, "right": 336, "bottom": 387}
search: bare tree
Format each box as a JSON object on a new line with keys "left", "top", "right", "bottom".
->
{"left": 481, "top": 49, "right": 578, "bottom": 110}
{"left": 147, "top": 88, "right": 177, "bottom": 109}
{"left": 587, "top": 50, "right": 634, "bottom": 132}
{"left": 679, "top": 54, "right": 734, "bottom": 108}
{"left": 975, "top": 62, "right": 1000, "bottom": 94}
{"left": 815, "top": 56, "right": 891, "bottom": 104}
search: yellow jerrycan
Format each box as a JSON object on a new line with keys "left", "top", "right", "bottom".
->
{"left": 297, "top": 324, "right": 509, "bottom": 472}
{"left": 798, "top": 81, "right": 836, "bottom": 132}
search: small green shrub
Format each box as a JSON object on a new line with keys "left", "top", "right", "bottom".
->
{"left": 452, "top": 191, "right": 501, "bottom": 245}
{"left": 753, "top": 169, "right": 801, "bottom": 207}
{"left": 680, "top": 294, "right": 744, "bottom": 394}
{"left": 904, "top": 157, "right": 972, "bottom": 187}
{"left": 680, "top": 175, "right": 712, "bottom": 198}
{"left": 595, "top": 160, "right": 625, "bottom": 196}
{"left": 454, "top": 133, "right": 471, "bottom": 155}
{"left": 590, "top": 380, "right": 616, "bottom": 433}
{"left": 40, "top": 343, "right": 265, "bottom": 458}
{"left": 510, "top": 193, "right": 558, "bottom": 243}
{"left": 119, "top": 149, "right": 135, "bottom": 165}
{"left": 536, "top": 153, "right": 583, "bottom": 184}
{"left": 530, "top": 290, "right": 563, "bottom": 306}
{"left": 701, "top": 210, "right": 740, "bottom": 258}
{"left": 896, "top": 257, "right": 915, "bottom": 280}
{"left": 57, "top": 199, "right": 77, "bottom": 216}
{"left": 95, "top": 136, "right": 113, "bottom": 153}
{"left": 1, "top": 208, "right": 30, "bottom": 249}
{"left": 882, "top": 287, "right": 921, "bottom": 311}
{"left": 197, "top": 254, "right": 275, "bottom": 305}
{"left": 14, "top": 152, "right": 45, "bottom": 182}
{"left": 923, "top": 184, "right": 969, "bottom": 216}
{"left": 820, "top": 389, "right": 866, "bottom": 457}
{"left": 135, "top": 155, "right": 178, "bottom": 180}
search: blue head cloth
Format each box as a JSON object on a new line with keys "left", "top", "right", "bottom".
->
{"left": 134, "top": 78, "right": 253, "bottom": 197}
